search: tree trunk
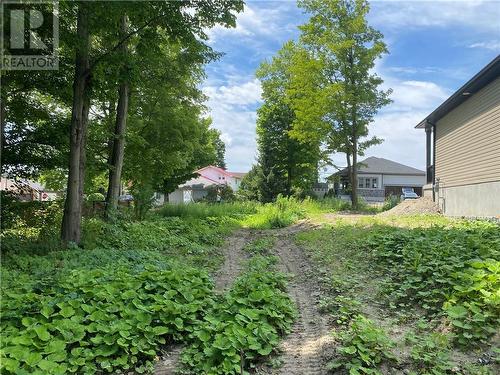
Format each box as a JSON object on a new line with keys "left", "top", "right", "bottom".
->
{"left": 351, "top": 138, "right": 358, "bottom": 208}
{"left": 61, "top": 4, "right": 90, "bottom": 245}
{"left": 0, "top": 88, "right": 5, "bottom": 162}
{"left": 345, "top": 152, "right": 351, "bottom": 199}
{"left": 106, "top": 15, "right": 130, "bottom": 218}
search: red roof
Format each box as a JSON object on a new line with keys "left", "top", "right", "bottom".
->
{"left": 196, "top": 165, "right": 247, "bottom": 179}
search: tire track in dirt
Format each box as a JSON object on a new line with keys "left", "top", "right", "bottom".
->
{"left": 154, "top": 229, "right": 252, "bottom": 375}
{"left": 270, "top": 225, "right": 334, "bottom": 375}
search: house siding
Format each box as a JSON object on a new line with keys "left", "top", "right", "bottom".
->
{"left": 435, "top": 76, "right": 500, "bottom": 188}
{"left": 382, "top": 174, "right": 426, "bottom": 186}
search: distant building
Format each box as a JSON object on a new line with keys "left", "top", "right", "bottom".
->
{"left": 416, "top": 56, "right": 500, "bottom": 217}
{"left": 0, "top": 177, "right": 58, "bottom": 201}
{"left": 157, "top": 166, "right": 247, "bottom": 205}
{"left": 329, "top": 157, "right": 426, "bottom": 202}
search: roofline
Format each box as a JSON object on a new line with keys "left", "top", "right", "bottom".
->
{"left": 196, "top": 165, "right": 234, "bottom": 178}
{"left": 415, "top": 55, "right": 500, "bottom": 129}
{"left": 333, "top": 171, "right": 425, "bottom": 177}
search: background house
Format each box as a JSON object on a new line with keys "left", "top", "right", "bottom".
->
{"left": 157, "top": 166, "right": 247, "bottom": 205}
{"left": 0, "top": 177, "right": 59, "bottom": 201}
{"left": 416, "top": 56, "right": 500, "bottom": 217}
{"left": 330, "top": 157, "right": 426, "bottom": 202}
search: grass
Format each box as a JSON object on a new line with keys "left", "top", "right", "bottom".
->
{"left": 158, "top": 201, "right": 258, "bottom": 219}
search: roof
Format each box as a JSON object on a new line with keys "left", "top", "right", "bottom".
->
{"left": 416, "top": 55, "right": 500, "bottom": 129}
{"left": 228, "top": 172, "right": 246, "bottom": 178}
{"left": 196, "top": 165, "right": 247, "bottom": 179}
{"left": 333, "top": 157, "right": 425, "bottom": 176}
{"left": 179, "top": 175, "right": 222, "bottom": 189}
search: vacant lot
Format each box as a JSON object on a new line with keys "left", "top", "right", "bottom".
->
{"left": 1, "top": 200, "right": 498, "bottom": 374}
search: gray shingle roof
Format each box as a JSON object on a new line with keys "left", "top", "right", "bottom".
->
{"left": 334, "top": 157, "right": 425, "bottom": 176}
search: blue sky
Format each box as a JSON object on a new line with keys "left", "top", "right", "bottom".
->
{"left": 202, "top": 0, "right": 500, "bottom": 177}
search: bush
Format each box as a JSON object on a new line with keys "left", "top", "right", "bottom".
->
{"left": 382, "top": 194, "right": 400, "bottom": 211}
{"left": 204, "top": 185, "right": 236, "bottom": 203}
{"left": 85, "top": 192, "right": 105, "bottom": 202}
{"left": 159, "top": 201, "right": 258, "bottom": 219}
{"left": 243, "top": 195, "right": 305, "bottom": 229}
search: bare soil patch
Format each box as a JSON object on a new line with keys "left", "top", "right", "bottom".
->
{"left": 379, "top": 197, "right": 440, "bottom": 216}
{"left": 257, "top": 224, "right": 334, "bottom": 375}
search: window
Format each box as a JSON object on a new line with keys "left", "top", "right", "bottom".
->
{"left": 358, "top": 177, "right": 378, "bottom": 189}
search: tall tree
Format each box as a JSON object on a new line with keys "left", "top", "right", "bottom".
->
{"left": 289, "top": 0, "right": 392, "bottom": 207}
{"left": 211, "top": 129, "right": 227, "bottom": 169}
{"left": 61, "top": 2, "right": 91, "bottom": 244}
{"left": 59, "top": 0, "right": 243, "bottom": 243}
{"left": 256, "top": 41, "right": 320, "bottom": 202}
{"left": 105, "top": 15, "right": 130, "bottom": 217}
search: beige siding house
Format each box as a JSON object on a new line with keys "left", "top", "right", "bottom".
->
{"left": 331, "top": 157, "right": 426, "bottom": 202}
{"left": 416, "top": 56, "right": 500, "bottom": 217}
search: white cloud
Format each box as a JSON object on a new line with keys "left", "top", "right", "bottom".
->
{"left": 384, "top": 80, "right": 450, "bottom": 112}
{"left": 321, "top": 74, "right": 451, "bottom": 180}
{"left": 203, "top": 79, "right": 261, "bottom": 108}
{"left": 202, "top": 78, "right": 262, "bottom": 171}
{"left": 207, "top": 2, "right": 298, "bottom": 43}
{"left": 468, "top": 41, "right": 500, "bottom": 50}
{"left": 369, "top": 1, "right": 500, "bottom": 32}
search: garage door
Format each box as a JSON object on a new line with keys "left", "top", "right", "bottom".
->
{"left": 384, "top": 186, "right": 423, "bottom": 197}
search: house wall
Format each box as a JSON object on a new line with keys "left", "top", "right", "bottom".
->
{"left": 437, "top": 181, "right": 500, "bottom": 217}
{"left": 168, "top": 189, "right": 184, "bottom": 204}
{"left": 199, "top": 167, "right": 241, "bottom": 191}
{"left": 434, "top": 76, "right": 500, "bottom": 217}
{"left": 200, "top": 167, "right": 230, "bottom": 185}
{"left": 435, "top": 76, "right": 500, "bottom": 187}
{"left": 382, "top": 174, "right": 426, "bottom": 187}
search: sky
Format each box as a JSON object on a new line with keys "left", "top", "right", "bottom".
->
{"left": 202, "top": 0, "right": 500, "bottom": 178}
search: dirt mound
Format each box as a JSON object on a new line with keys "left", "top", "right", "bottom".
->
{"left": 379, "top": 197, "right": 441, "bottom": 216}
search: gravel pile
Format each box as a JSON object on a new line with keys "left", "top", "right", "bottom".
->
{"left": 379, "top": 197, "right": 441, "bottom": 216}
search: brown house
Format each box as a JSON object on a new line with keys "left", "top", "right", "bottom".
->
{"left": 416, "top": 55, "right": 500, "bottom": 217}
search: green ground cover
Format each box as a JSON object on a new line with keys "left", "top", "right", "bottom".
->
{"left": 296, "top": 216, "right": 500, "bottom": 374}
{"left": 0, "top": 201, "right": 299, "bottom": 374}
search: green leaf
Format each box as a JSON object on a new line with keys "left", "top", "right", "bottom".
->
{"left": 59, "top": 305, "right": 75, "bottom": 318}
{"left": 34, "top": 326, "right": 51, "bottom": 341}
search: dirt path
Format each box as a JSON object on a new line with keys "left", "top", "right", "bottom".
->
{"left": 155, "top": 225, "right": 333, "bottom": 374}
{"left": 268, "top": 225, "right": 334, "bottom": 375}
{"left": 154, "top": 229, "right": 251, "bottom": 375}
{"left": 214, "top": 229, "right": 251, "bottom": 290}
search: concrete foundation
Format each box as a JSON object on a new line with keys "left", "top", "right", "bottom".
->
{"left": 437, "top": 181, "right": 500, "bottom": 217}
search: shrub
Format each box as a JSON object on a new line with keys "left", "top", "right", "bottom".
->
{"left": 243, "top": 195, "right": 305, "bottom": 229}
{"left": 86, "top": 192, "right": 105, "bottom": 202}
{"left": 204, "top": 185, "right": 236, "bottom": 203}
{"left": 159, "top": 201, "right": 257, "bottom": 219}
{"left": 382, "top": 194, "right": 400, "bottom": 211}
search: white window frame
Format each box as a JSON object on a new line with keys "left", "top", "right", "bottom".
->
{"left": 357, "top": 176, "right": 379, "bottom": 189}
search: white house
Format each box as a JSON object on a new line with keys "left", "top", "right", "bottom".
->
{"left": 157, "top": 166, "right": 247, "bottom": 205}
{"left": 331, "top": 157, "right": 426, "bottom": 202}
